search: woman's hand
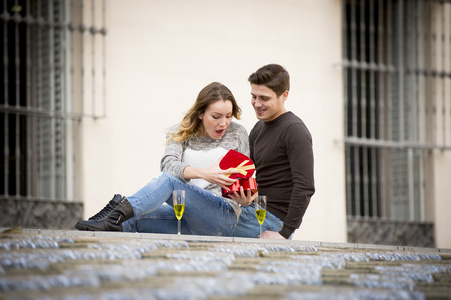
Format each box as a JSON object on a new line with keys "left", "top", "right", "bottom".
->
{"left": 183, "top": 159, "right": 239, "bottom": 190}
{"left": 229, "top": 189, "right": 258, "bottom": 207}
{"left": 201, "top": 159, "right": 239, "bottom": 190}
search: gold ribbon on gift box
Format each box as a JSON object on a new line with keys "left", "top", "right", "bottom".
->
{"left": 225, "top": 160, "right": 255, "bottom": 177}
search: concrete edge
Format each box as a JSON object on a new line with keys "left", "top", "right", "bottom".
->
{"left": 4, "top": 228, "right": 450, "bottom": 253}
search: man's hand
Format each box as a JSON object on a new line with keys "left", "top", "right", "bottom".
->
{"left": 259, "top": 231, "right": 286, "bottom": 239}
{"left": 229, "top": 188, "right": 258, "bottom": 207}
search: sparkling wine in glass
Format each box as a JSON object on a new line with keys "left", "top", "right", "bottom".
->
{"left": 254, "top": 195, "right": 267, "bottom": 238}
{"left": 173, "top": 190, "right": 185, "bottom": 235}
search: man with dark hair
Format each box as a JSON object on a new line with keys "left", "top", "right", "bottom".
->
{"left": 231, "top": 64, "right": 315, "bottom": 239}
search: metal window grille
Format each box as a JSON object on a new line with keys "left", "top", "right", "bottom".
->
{"left": 343, "top": 0, "right": 451, "bottom": 222}
{"left": 1, "top": 0, "right": 106, "bottom": 204}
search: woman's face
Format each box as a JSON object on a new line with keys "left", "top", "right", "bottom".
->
{"left": 199, "top": 100, "right": 233, "bottom": 139}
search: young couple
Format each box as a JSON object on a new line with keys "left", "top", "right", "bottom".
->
{"left": 75, "top": 64, "right": 315, "bottom": 240}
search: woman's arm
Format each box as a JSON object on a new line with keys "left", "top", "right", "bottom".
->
{"left": 160, "top": 127, "right": 189, "bottom": 181}
{"left": 161, "top": 125, "right": 238, "bottom": 188}
{"left": 183, "top": 160, "right": 237, "bottom": 190}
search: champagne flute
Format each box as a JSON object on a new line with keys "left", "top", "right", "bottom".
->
{"left": 254, "top": 195, "right": 267, "bottom": 238}
{"left": 173, "top": 190, "right": 185, "bottom": 235}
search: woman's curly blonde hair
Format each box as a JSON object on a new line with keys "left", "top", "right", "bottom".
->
{"left": 168, "top": 82, "right": 241, "bottom": 143}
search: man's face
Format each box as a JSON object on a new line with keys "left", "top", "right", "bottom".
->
{"left": 250, "top": 84, "right": 287, "bottom": 122}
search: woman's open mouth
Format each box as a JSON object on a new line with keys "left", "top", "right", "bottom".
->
{"left": 215, "top": 129, "right": 225, "bottom": 136}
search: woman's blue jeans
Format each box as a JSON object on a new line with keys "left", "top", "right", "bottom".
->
{"left": 121, "top": 172, "right": 238, "bottom": 236}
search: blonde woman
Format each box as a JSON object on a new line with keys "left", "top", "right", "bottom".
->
{"left": 75, "top": 82, "right": 250, "bottom": 236}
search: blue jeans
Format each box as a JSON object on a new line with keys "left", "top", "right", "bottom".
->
{"left": 231, "top": 203, "right": 285, "bottom": 238}
{"left": 121, "top": 172, "right": 238, "bottom": 236}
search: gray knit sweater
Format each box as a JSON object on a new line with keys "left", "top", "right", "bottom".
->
{"left": 160, "top": 122, "right": 249, "bottom": 218}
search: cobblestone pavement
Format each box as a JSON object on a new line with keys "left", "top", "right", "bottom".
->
{"left": 0, "top": 228, "right": 450, "bottom": 300}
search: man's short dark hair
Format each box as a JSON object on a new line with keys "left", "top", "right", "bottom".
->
{"left": 248, "top": 64, "right": 290, "bottom": 97}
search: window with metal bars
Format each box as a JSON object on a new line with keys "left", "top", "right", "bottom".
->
{"left": 0, "top": 0, "right": 106, "bottom": 204}
{"left": 343, "top": 0, "right": 451, "bottom": 222}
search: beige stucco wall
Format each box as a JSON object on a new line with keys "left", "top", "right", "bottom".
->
{"left": 433, "top": 152, "right": 451, "bottom": 249}
{"left": 81, "top": 0, "right": 347, "bottom": 243}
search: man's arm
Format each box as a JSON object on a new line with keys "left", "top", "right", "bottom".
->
{"left": 278, "top": 121, "right": 315, "bottom": 239}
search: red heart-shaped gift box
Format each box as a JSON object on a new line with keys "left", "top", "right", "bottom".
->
{"left": 219, "top": 150, "right": 257, "bottom": 198}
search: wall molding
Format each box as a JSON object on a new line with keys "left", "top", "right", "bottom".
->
{"left": 347, "top": 217, "right": 434, "bottom": 248}
{"left": 0, "top": 199, "right": 83, "bottom": 230}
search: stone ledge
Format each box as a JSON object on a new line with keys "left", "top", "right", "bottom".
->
{"left": 11, "top": 228, "right": 451, "bottom": 253}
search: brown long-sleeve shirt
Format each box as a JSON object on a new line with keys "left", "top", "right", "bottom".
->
{"left": 249, "top": 111, "right": 315, "bottom": 238}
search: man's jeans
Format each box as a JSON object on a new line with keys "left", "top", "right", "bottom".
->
{"left": 231, "top": 203, "right": 285, "bottom": 238}
{"left": 122, "top": 172, "right": 238, "bottom": 236}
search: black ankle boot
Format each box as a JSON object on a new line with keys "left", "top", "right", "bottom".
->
{"left": 75, "top": 194, "right": 134, "bottom": 231}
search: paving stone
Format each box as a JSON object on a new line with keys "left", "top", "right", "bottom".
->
{"left": 0, "top": 228, "right": 450, "bottom": 299}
